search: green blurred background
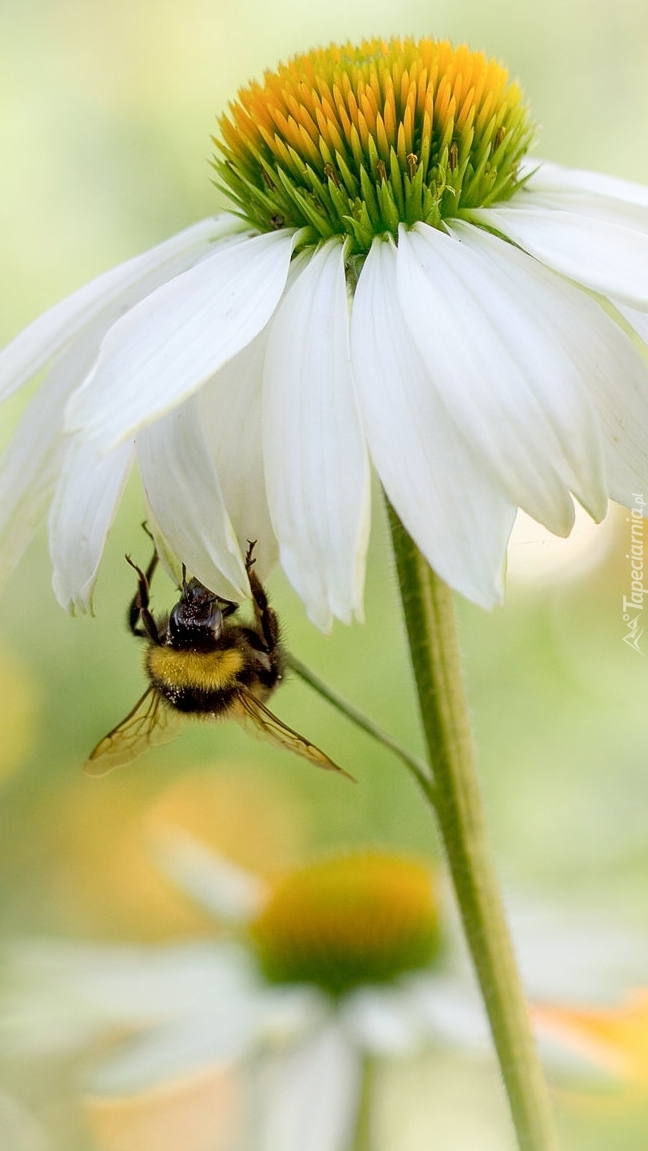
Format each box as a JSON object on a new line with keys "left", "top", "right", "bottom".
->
{"left": 2, "top": 0, "right": 648, "bottom": 1147}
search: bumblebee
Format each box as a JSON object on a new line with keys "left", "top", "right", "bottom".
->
{"left": 85, "top": 540, "right": 346, "bottom": 778}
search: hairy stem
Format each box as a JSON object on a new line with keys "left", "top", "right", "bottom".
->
{"left": 388, "top": 506, "right": 559, "bottom": 1151}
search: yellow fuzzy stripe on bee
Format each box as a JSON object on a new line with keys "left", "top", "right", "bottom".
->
{"left": 147, "top": 645, "right": 244, "bottom": 691}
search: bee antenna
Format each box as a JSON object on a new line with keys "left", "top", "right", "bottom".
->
{"left": 181, "top": 563, "right": 187, "bottom": 589}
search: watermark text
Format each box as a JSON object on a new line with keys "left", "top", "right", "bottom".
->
{"left": 622, "top": 494, "right": 646, "bottom": 653}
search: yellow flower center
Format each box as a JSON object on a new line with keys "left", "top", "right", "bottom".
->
{"left": 250, "top": 851, "right": 440, "bottom": 996}
{"left": 214, "top": 37, "right": 533, "bottom": 253}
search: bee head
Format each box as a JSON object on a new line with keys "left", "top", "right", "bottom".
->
{"left": 168, "top": 579, "right": 226, "bottom": 650}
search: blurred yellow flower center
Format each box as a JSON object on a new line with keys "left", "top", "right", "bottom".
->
{"left": 250, "top": 852, "right": 440, "bottom": 996}
{"left": 214, "top": 37, "right": 533, "bottom": 253}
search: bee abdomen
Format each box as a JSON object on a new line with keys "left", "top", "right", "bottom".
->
{"left": 157, "top": 683, "right": 240, "bottom": 714}
{"left": 146, "top": 645, "right": 244, "bottom": 690}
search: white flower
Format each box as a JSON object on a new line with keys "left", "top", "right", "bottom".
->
{"left": 2, "top": 837, "right": 647, "bottom": 1151}
{"left": 2, "top": 38, "right": 648, "bottom": 627}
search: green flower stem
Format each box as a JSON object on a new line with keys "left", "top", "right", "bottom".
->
{"left": 387, "top": 506, "right": 559, "bottom": 1151}
{"left": 285, "top": 651, "right": 434, "bottom": 795}
{"left": 352, "top": 1053, "right": 375, "bottom": 1151}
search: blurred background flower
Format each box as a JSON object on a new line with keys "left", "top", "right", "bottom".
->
{"left": 3, "top": 0, "right": 648, "bottom": 1148}
{"left": 3, "top": 824, "right": 648, "bottom": 1151}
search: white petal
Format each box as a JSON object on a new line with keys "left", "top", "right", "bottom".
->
{"left": 405, "top": 974, "right": 490, "bottom": 1050}
{"left": 471, "top": 274, "right": 648, "bottom": 511}
{"left": 0, "top": 323, "right": 104, "bottom": 592}
{"left": 198, "top": 333, "right": 278, "bottom": 583}
{"left": 341, "top": 986, "right": 421, "bottom": 1054}
{"left": 0, "top": 216, "right": 241, "bottom": 403}
{"left": 193, "top": 253, "right": 312, "bottom": 588}
{"left": 1, "top": 939, "right": 257, "bottom": 1055}
{"left": 67, "top": 229, "right": 297, "bottom": 448}
{"left": 254, "top": 1024, "right": 361, "bottom": 1151}
{"left": 398, "top": 222, "right": 607, "bottom": 532}
{"left": 614, "top": 299, "right": 648, "bottom": 344}
{"left": 600, "top": 307, "right": 648, "bottom": 498}
{"left": 48, "top": 436, "right": 134, "bottom": 613}
{"left": 150, "top": 831, "right": 269, "bottom": 924}
{"left": 471, "top": 201, "right": 648, "bottom": 308}
{"left": 518, "top": 181, "right": 648, "bottom": 237}
{"left": 263, "top": 240, "right": 370, "bottom": 630}
{"left": 136, "top": 396, "right": 248, "bottom": 600}
{"left": 255, "top": 986, "right": 331, "bottom": 1047}
{"left": 522, "top": 157, "right": 648, "bottom": 208}
{"left": 351, "top": 235, "right": 516, "bottom": 608}
{"left": 87, "top": 1006, "right": 255, "bottom": 1095}
{"left": 508, "top": 897, "right": 648, "bottom": 1002}
{"left": 555, "top": 302, "right": 648, "bottom": 508}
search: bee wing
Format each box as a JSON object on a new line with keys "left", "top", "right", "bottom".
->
{"left": 84, "top": 687, "right": 183, "bottom": 777}
{"left": 235, "top": 689, "right": 353, "bottom": 780}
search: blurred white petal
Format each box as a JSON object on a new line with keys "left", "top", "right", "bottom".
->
{"left": 507, "top": 504, "right": 611, "bottom": 586}
{"left": 87, "top": 1007, "right": 255, "bottom": 1096}
{"left": 1, "top": 940, "right": 256, "bottom": 1056}
{"left": 509, "top": 900, "right": 648, "bottom": 1004}
{"left": 341, "top": 985, "right": 422, "bottom": 1054}
{"left": 255, "top": 985, "right": 331, "bottom": 1047}
{"left": 150, "top": 831, "right": 270, "bottom": 923}
{"left": 406, "top": 973, "right": 490, "bottom": 1051}
{"left": 253, "top": 1023, "right": 360, "bottom": 1151}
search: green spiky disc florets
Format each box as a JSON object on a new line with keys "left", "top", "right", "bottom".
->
{"left": 214, "top": 36, "right": 534, "bottom": 254}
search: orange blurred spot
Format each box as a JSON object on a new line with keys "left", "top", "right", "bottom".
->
{"left": 533, "top": 990, "right": 648, "bottom": 1083}
{"left": 47, "top": 762, "right": 307, "bottom": 939}
{"left": 85, "top": 1062, "right": 239, "bottom": 1151}
{"left": 144, "top": 762, "right": 308, "bottom": 881}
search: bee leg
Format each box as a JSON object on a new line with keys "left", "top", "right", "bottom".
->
{"left": 126, "top": 552, "right": 161, "bottom": 644}
{"left": 245, "top": 540, "right": 279, "bottom": 654}
{"left": 219, "top": 598, "right": 240, "bottom": 619}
